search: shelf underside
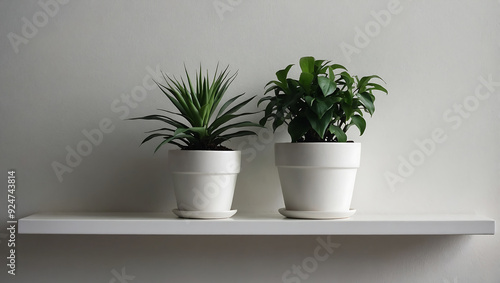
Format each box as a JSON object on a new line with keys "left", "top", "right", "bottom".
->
{"left": 18, "top": 212, "right": 495, "bottom": 235}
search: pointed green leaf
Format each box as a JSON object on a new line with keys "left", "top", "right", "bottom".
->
{"left": 186, "top": 127, "right": 208, "bottom": 137}
{"left": 341, "top": 102, "right": 354, "bottom": 121}
{"left": 129, "top": 114, "right": 189, "bottom": 129}
{"left": 343, "top": 89, "right": 353, "bottom": 105}
{"left": 299, "top": 56, "right": 315, "bottom": 74}
{"left": 141, "top": 133, "right": 173, "bottom": 145}
{"left": 325, "top": 95, "right": 342, "bottom": 105}
{"left": 155, "top": 134, "right": 194, "bottom": 152}
{"left": 328, "top": 66, "right": 335, "bottom": 80}
{"left": 154, "top": 139, "right": 170, "bottom": 153}
{"left": 318, "top": 76, "right": 336, "bottom": 96}
{"left": 311, "top": 99, "right": 331, "bottom": 119}
{"left": 306, "top": 109, "right": 333, "bottom": 139}
{"left": 212, "top": 121, "right": 262, "bottom": 137}
{"left": 145, "top": 127, "right": 175, "bottom": 134}
{"left": 258, "top": 96, "right": 274, "bottom": 106}
{"left": 217, "top": 95, "right": 255, "bottom": 121}
{"left": 276, "top": 64, "right": 294, "bottom": 83}
{"left": 174, "top": 128, "right": 189, "bottom": 136}
{"left": 366, "top": 83, "right": 388, "bottom": 94}
{"left": 264, "top": 85, "right": 280, "bottom": 95}
{"left": 359, "top": 92, "right": 375, "bottom": 115}
{"left": 299, "top": 72, "right": 314, "bottom": 91}
{"left": 265, "top": 80, "right": 287, "bottom": 90}
{"left": 328, "top": 125, "right": 347, "bottom": 142}
{"left": 340, "top": 71, "right": 354, "bottom": 87}
{"left": 216, "top": 93, "right": 246, "bottom": 118}
{"left": 329, "top": 64, "right": 347, "bottom": 71}
{"left": 208, "top": 112, "right": 258, "bottom": 132}
{"left": 357, "top": 75, "right": 382, "bottom": 87}
{"left": 272, "top": 117, "right": 284, "bottom": 131}
{"left": 349, "top": 115, "right": 366, "bottom": 135}
{"left": 214, "top": 130, "right": 257, "bottom": 144}
{"left": 157, "top": 108, "right": 183, "bottom": 117}
{"left": 259, "top": 116, "right": 269, "bottom": 126}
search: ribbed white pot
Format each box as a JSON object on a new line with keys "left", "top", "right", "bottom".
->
{"left": 275, "top": 143, "right": 361, "bottom": 212}
{"left": 168, "top": 150, "right": 241, "bottom": 212}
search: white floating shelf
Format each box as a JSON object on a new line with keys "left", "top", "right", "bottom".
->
{"left": 18, "top": 212, "right": 495, "bottom": 235}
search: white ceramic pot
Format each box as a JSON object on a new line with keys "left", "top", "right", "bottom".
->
{"left": 168, "top": 150, "right": 241, "bottom": 212}
{"left": 275, "top": 143, "right": 361, "bottom": 212}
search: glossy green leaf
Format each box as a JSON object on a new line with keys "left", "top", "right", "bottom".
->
{"left": 325, "top": 95, "right": 342, "bottom": 105}
{"left": 257, "top": 96, "right": 273, "bottom": 106}
{"left": 155, "top": 134, "right": 194, "bottom": 153}
{"left": 265, "top": 80, "right": 287, "bottom": 92}
{"left": 329, "top": 64, "right": 347, "bottom": 71}
{"left": 218, "top": 95, "right": 255, "bottom": 118}
{"left": 318, "top": 76, "right": 336, "bottom": 96}
{"left": 359, "top": 92, "right": 375, "bottom": 115}
{"left": 214, "top": 130, "right": 257, "bottom": 144}
{"left": 328, "top": 67, "right": 335, "bottom": 80}
{"left": 272, "top": 117, "right": 284, "bottom": 131}
{"left": 357, "top": 75, "right": 380, "bottom": 91}
{"left": 366, "top": 83, "right": 388, "bottom": 94}
{"left": 264, "top": 85, "right": 279, "bottom": 95}
{"left": 311, "top": 99, "right": 331, "bottom": 119}
{"left": 341, "top": 102, "right": 354, "bottom": 121}
{"left": 209, "top": 112, "right": 258, "bottom": 132}
{"left": 299, "top": 72, "right": 314, "bottom": 91}
{"left": 299, "top": 56, "right": 315, "bottom": 74}
{"left": 328, "top": 125, "right": 347, "bottom": 142}
{"left": 141, "top": 133, "right": 172, "bottom": 145}
{"left": 350, "top": 115, "right": 366, "bottom": 135}
{"left": 129, "top": 114, "right": 189, "bottom": 129}
{"left": 306, "top": 109, "right": 333, "bottom": 139}
{"left": 216, "top": 93, "right": 246, "bottom": 118}
{"left": 276, "top": 64, "right": 294, "bottom": 83}
{"left": 144, "top": 127, "right": 175, "bottom": 134}
{"left": 157, "top": 108, "right": 183, "bottom": 117}
{"left": 259, "top": 116, "right": 269, "bottom": 126}
{"left": 340, "top": 71, "right": 354, "bottom": 87}
{"left": 212, "top": 121, "right": 263, "bottom": 137}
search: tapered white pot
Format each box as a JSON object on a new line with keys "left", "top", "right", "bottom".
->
{"left": 275, "top": 143, "right": 361, "bottom": 212}
{"left": 168, "top": 150, "right": 240, "bottom": 213}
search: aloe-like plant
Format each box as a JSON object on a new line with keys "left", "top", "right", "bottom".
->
{"left": 131, "top": 65, "right": 260, "bottom": 152}
{"left": 258, "top": 56, "right": 388, "bottom": 142}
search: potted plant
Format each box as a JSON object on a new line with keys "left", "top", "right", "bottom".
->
{"left": 131, "top": 64, "right": 260, "bottom": 219}
{"left": 258, "top": 56, "right": 388, "bottom": 219}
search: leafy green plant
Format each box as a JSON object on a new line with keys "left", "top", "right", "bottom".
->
{"left": 130, "top": 65, "right": 261, "bottom": 152}
{"left": 258, "top": 56, "right": 388, "bottom": 142}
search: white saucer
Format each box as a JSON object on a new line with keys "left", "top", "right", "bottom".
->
{"left": 278, "top": 208, "right": 356, "bottom": 219}
{"left": 172, "top": 209, "right": 237, "bottom": 219}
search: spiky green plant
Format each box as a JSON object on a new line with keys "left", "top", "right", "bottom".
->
{"left": 130, "top": 65, "right": 261, "bottom": 152}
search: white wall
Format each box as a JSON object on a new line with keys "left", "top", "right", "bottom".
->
{"left": 1, "top": 0, "right": 499, "bottom": 282}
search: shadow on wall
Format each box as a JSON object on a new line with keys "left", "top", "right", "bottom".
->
{"left": 13, "top": 234, "right": 474, "bottom": 282}
{"left": 67, "top": 156, "right": 177, "bottom": 213}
